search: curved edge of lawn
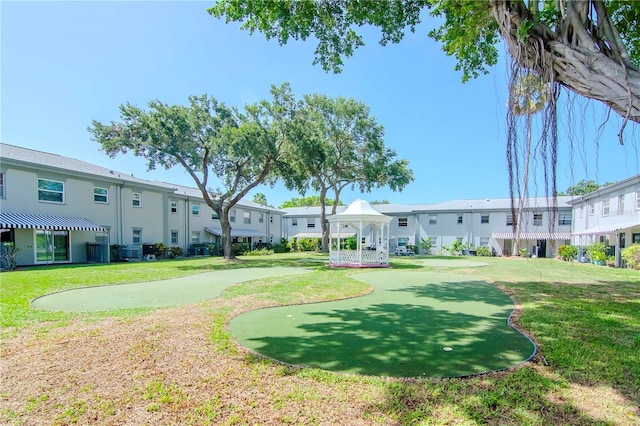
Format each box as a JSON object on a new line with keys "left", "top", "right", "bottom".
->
{"left": 229, "top": 270, "right": 538, "bottom": 380}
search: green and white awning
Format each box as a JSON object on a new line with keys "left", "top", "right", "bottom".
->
{"left": 0, "top": 213, "right": 104, "bottom": 231}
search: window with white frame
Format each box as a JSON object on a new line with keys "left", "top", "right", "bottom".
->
{"left": 307, "top": 218, "right": 315, "bottom": 228}
{"left": 480, "top": 215, "right": 489, "bottom": 224}
{"left": 38, "top": 178, "right": 64, "bottom": 203}
{"left": 192, "top": 204, "right": 200, "bottom": 216}
{"left": 558, "top": 212, "right": 572, "bottom": 225}
{"left": 637, "top": 189, "right": 640, "bottom": 209}
{"left": 230, "top": 209, "right": 236, "bottom": 223}
{"left": 191, "top": 232, "right": 200, "bottom": 244}
{"left": 243, "top": 211, "right": 251, "bottom": 224}
{"left": 618, "top": 194, "right": 625, "bottom": 214}
{"left": 132, "top": 229, "right": 142, "bottom": 245}
{"left": 428, "top": 215, "right": 437, "bottom": 225}
{"left": 479, "top": 237, "right": 489, "bottom": 247}
{"left": 533, "top": 213, "right": 543, "bottom": 226}
{"left": 170, "top": 201, "right": 178, "bottom": 214}
{"left": 457, "top": 214, "right": 463, "bottom": 224}
{"left": 579, "top": 206, "right": 583, "bottom": 218}
{"left": 589, "top": 202, "right": 594, "bottom": 215}
{"left": 397, "top": 237, "right": 408, "bottom": 247}
{"left": 292, "top": 218, "right": 298, "bottom": 226}
{"left": 132, "top": 192, "right": 141, "bottom": 207}
{"left": 398, "top": 217, "right": 408, "bottom": 227}
{"left": 94, "top": 187, "right": 108, "bottom": 203}
{"left": 171, "top": 231, "right": 178, "bottom": 245}
{"left": 259, "top": 213, "right": 264, "bottom": 223}
{"left": 0, "top": 172, "right": 5, "bottom": 198}
{"left": 603, "top": 199, "right": 610, "bottom": 216}
{"left": 506, "top": 214, "right": 515, "bottom": 226}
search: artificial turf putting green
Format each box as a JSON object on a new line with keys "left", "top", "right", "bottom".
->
{"left": 230, "top": 270, "right": 535, "bottom": 378}
{"left": 31, "top": 267, "right": 311, "bottom": 312}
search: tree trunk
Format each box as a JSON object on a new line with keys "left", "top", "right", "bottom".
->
{"left": 512, "top": 116, "right": 532, "bottom": 256}
{"left": 220, "top": 208, "right": 235, "bottom": 260}
{"left": 491, "top": 0, "right": 640, "bottom": 127}
{"left": 319, "top": 186, "right": 329, "bottom": 252}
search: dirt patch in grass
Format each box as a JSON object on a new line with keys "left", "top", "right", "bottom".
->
{"left": 0, "top": 300, "right": 390, "bottom": 425}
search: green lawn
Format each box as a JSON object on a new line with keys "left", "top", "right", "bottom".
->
{"left": 1, "top": 253, "right": 639, "bottom": 425}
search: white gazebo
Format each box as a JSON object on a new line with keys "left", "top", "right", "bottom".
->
{"left": 328, "top": 199, "right": 392, "bottom": 268}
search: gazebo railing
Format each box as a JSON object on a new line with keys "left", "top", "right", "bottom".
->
{"left": 330, "top": 249, "right": 388, "bottom": 266}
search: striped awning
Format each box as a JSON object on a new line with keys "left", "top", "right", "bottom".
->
{"left": 0, "top": 213, "right": 105, "bottom": 231}
{"left": 491, "top": 232, "right": 571, "bottom": 240}
{"left": 205, "top": 227, "right": 266, "bottom": 237}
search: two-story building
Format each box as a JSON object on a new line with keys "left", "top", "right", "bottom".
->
{"left": 570, "top": 174, "right": 640, "bottom": 266}
{"left": 0, "top": 143, "right": 283, "bottom": 266}
{"left": 282, "top": 197, "right": 574, "bottom": 258}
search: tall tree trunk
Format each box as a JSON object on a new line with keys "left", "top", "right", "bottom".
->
{"left": 220, "top": 207, "right": 235, "bottom": 260}
{"left": 318, "top": 186, "right": 329, "bottom": 252}
{"left": 512, "top": 115, "right": 532, "bottom": 256}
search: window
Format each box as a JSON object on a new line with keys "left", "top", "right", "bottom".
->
{"left": 480, "top": 215, "right": 489, "bottom": 224}
{"left": 506, "top": 215, "right": 515, "bottom": 226}
{"left": 618, "top": 194, "right": 625, "bottom": 214}
{"left": 456, "top": 237, "right": 463, "bottom": 243}
{"left": 259, "top": 213, "right": 264, "bottom": 223}
{"left": 230, "top": 210, "right": 235, "bottom": 223}
{"left": 94, "top": 187, "right": 108, "bottom": 203}
{"left": 132, "top": 192, "right": 141, "bottom": 207}
{"left": 292, "top": 218, "right": 298, "bottom": 227}
{"left": 398, "top": 217, "right": 408, "bottom": 227}
{"left": 457, "top": 214, "right": 463, "bottom": 224}
{"left": 429, "top": 236, "right": 437, "bottom": 245}
{"left": 533, "top": 213, "right": 543, "bottom": 226}
{"left": 192, "top": 204, "right": 200, "bottom": 216}
{"left": 170, "top": 201, "right": 178, "bottom": 214}
{"left": 191, "top": 232, "right": 200, "bottom": 244}
{"left": 397, "top": 237, "right": 408, "bottom": 247}
{"left": 589, "top": 203, "right": 594, "bottom": 215}
{"left": 633, "top": 233, "right": 640, "bottom": 244}
{"left": 479, "top": 237, "right": 489, "bottom": 247}
{"left": 132, "top": 229, "right": 141, "bottom": 245}
{"left": 243, "top": 211, "right": 251, "bottom": 224}
{"left": 0, "top": 172, "right": 6, "bottom": 198}
{"left": 558, "top": 212, "right": 572, "bottom": 225}
{"left": 603, "top": 199, "right": 610, "bottom": 216}
{"left": 307, "top": 218, "right": 315, "bottom": 228}
{"left": 212, "top": 211, "right": 219, "bottom": 220}
{"left": 637, "top": 189, "right": 640, "bottom": 209}
{"left": 171, "top": 231, "right": 178, "bottom": 245}
{"left": 38, "top": 178, "right": 64, "bottom": 203}
{"left": 428, "top": 215, "right": 437, "bottom": 225}
{"left": 579, "top": 206, "right": 583, "bottom": 218}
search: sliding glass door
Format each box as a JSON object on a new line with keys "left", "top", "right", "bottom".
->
{"left": 35, "top": 230, "right": 69, "bottom": 263}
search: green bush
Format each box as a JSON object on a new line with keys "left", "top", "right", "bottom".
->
{"left": 621, "top": 244, "right": 640, "bottom": 269}
{"left": 444, "top": 240, "right": 465, "bottom": 256}
{"left": 169, "top": 246, "right": 183, "bottom": 258}
{"left": 245, "top": 247, "right": 274, "bottom": 256}
{"left": 419, "top": 238, "right": 433, "bottom": 255}
{"left": 272, "top": 244, "right": 290, "bottom": 253}
{"left": 586, "top": 242, "right": 608, "bottom": 262}
{"left": 343, "top": 236, "right": 357, "bottom": 250}
{"left": 153, "top": 242, "right": 168, "bottom": 259}
{"left": 476, "top": 246, "right": 491, "bottom": 256}
{"left": 558, "top": 245, "right": 578, "bottom": 261}
{"left": 298, "top": 237, "right": 321, "bottom": 252}
{"left": 231, "top": 242, "right": 250, "bottom": 256}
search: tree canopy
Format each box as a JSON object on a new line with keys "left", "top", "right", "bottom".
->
{"left": 283, "top": 93, "right": 413, "bottom": 250}
{"left": 209, "top": 0, "right": 640, "bottom": 126}
{"left": 560, "top": 179, "right": 604, "bottom": 196}
{"left": 279, "top": 195, "right": 343, "bottom": 209}
{"left": 89, "top": 84, "right": 297, "bottom": 260}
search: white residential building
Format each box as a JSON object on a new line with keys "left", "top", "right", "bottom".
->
{"left": 570, "top": 174, "right": 640, "bottom": 266}
{"left": 0, "top": 143, "right": 283, "bottom": 266}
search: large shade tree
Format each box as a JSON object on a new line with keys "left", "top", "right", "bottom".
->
{"left": 89, "top": 84, "right": 297, "bottom": 260}
{"left": 285, "top": 94, "right": 414, "bottom": 251}
{"left": 209, "top": 0, "right": 639, "bottom": 127}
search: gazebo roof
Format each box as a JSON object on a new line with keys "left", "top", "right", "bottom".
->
{"left": 328, "top": 199, "right": 392, "bottom": 224}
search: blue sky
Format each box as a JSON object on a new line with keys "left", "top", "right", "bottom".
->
{"left": 2, "top": 1, "right": 638, "bottom": 208}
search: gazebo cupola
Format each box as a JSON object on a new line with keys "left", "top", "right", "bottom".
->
{"left": 328, "top": 199, "right": 392, "bottom": 268}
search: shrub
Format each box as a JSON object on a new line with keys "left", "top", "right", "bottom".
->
{"left": 232, "top": 242, "right": 251, "bottom": 256}
{"left": 272, "top": 244, "right": 290, "bottom": 253}
{"left": 557, "top": 245, "right": 578, "bottom": 261}
{"left": 245, "top": 248, "right": 274, "bottom": 256}
{"left": 586, "top": 242, "right": 608, "bottom": 262}
{"left": 342, "top": 236, "right": 357, "bottom": 250}
{"left": 444, "top": 240, "right": 464, "bottom": 256}
{"left": 621, "top": 244, "right": 640, "bottom": 269}
{"left": 476, "top": 246, "right": 491, "bottom": 256}
{"left": 419, "top": 238, "right": 433, "bottom": 255}
{"left": 153, "top": 242, "right": 168, "bottom": 259}
{"left": 170, "top": 246, "right": 183, "bottom": 258}
{"left": 296, "top": 237, "right": 321, "bottom": 252}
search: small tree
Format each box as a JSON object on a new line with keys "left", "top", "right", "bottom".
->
{"left": 419, "top": 237, "right": 433, "bottom": 255}
{"left": 444, "top": 240, "right": 464, "bottom": 256}
{"left": 558, "top": 245, "right": 578, "bottom": 262}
